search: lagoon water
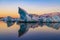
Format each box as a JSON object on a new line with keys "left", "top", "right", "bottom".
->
{"left": 0, "top": 21, "right": 60, "bottom": 40}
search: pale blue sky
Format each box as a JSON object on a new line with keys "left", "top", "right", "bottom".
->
{"left": 0, "top": 0, "right": 60, "bottom": 17}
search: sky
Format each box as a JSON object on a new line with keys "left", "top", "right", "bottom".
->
{"left": 0, "top": 0, "right": 60, "bottom": 18}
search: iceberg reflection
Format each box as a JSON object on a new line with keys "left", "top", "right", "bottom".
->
{"left": 6, "top": 21, "right": 15, "bottom": 27}
{"left": 18, "top": 23, "right": 29, "bottom": 37}
{"left": 17, "top": 23, "right": 38, "bottom": 37}
{"left": 3, "top": 21, "right": 60, "bottom": 37}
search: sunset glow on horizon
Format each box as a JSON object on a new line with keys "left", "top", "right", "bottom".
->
{"left": 0, "top": 0, "right": 60, "bottom": 18}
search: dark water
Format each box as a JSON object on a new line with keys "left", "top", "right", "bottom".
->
{"left": 0, "top": 22, "right": 60, "bottom": 40}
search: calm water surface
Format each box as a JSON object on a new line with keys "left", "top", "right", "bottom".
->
{"left": 0, "top": 22, "right": 60, "bottom": 40}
